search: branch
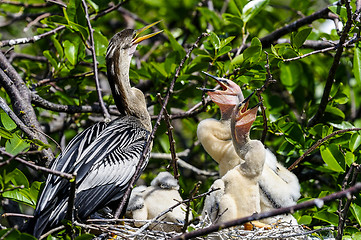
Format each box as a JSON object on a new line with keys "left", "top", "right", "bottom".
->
{"left": 288, "top": 128, "right": 361, "bottom": 171}
{"left": 307, "top": 0, "right": 353, "bottom": 127}
{"left": 31, "top": 92, "right": 120, "bottom": 115}
{"left": 81, "top": 0, "right": 110, "bottom": 120}
{"left": 114, "top": 33, "right": 209, "bottom": 219}
{"left": 157, "top": 93, "right": 179, "bottom": 179}
{"left": 0, "top": 148, "right": 73, "bottom": 180}
{"left": 171, "top": 183, "right": 361, "bottom": 240}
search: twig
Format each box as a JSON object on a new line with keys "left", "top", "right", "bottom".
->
{"left": 336, "top": 163, "right": 361, "bottom": 240}
{"left": 81, "top": 0, "right": 110, "bottom": 121}
{"left": 182, "top": 181, "right": 200, "bottom": 233}
{"left": 171, "top": 182, "right": 361, "bottom": 240}
{"left": 157, "top": 93, "right": 179, "bottom": 180}
{"left": 65, "top": 173, "right": 77, "bottom": 237}
{"left": 0, "top": 148, "right": 73, "bottom": 179}
{"left": 288, "top": 128, "right": 361, "bottom": 171}
{"left": 307, "top": 0, "right": 353, "bottom": 127}
{"left": 1, "top": 213, "right": 33, "bottom": 219}
{"left": 31, "top": 92, "right": 120, "bottom": 116}
{"left": 256, "top": 51, "right": 275, "bottom": 143}
{"left": 39, "top": 225, "right": 65, "bottom": 240}
{"left": 114, "top": 33, "right": 208, "bottom": 219}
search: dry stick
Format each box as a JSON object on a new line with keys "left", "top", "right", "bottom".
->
{"left": 39, "top": 226, "right": 65, "bottom": 240}
{"left": 171, "top": 183, "right": 361, "bottom": 240}
{"left": 35, "top": 71, "right": 94, "bottom": 87}
{"left": 0, "top": 148, "right": 73, "bottom": 179}
{"left": 336, "top": 164, "right": 361, "bottom": 240}
{"left": 82, "top": 0, "right": 110, "bottom": 120}
{"left": 182, "top": 181, "right": 201, "bottom": 233}
{"left": 65, "top": 173, "right": 77, "bottom": 237}
{"left": 256, "top": 51, "right": 275, "bottom": 143}
{"left": 288, "top": 128, "right": 361, "bottom": 171}
{"left": 114, "top": 33, "right": 209, "bottom": 219}
{"left": 1, "top": 213, "right": 33, "bottom": 219}
{"left": 308, "top": 0, "right": 353, "bottom": 127}
{"left": 157, "top": 93, "right": 180, "bottom": 179}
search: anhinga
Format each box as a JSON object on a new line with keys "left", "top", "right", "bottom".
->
{"left": 199, "top": 73, "right": 300, "bottom": 224}
{"left": 203, "top": 94, "right": 268, "bottom": 229}
{"left": 197, "top": 72, "right": 244, "bottom": 176}
{"left": 27, "top": 22, "right": 162, "bottom": 238}
{"left": 126, "top": 172, "right": 191, "bottom": 232}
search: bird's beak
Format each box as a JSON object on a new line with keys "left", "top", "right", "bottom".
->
{"left": 132, "top": 20, "right": 163, "bottom": 45}
{"left": 201, "top": 71, "right": 229, "bottom": 92}
{"left": 234, "top": 91, "right": 259, "bottom": 131}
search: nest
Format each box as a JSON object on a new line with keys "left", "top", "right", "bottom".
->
{"left": 85, "top": 218, "right": 335, "bottom": 240}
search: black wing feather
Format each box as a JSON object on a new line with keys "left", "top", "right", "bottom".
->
{"left": 30, "top": 116, "right": 149, "bottom": 237}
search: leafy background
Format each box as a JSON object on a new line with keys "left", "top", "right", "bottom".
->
{"left": 0, "top": 0, "right": 361, "bottom": 239}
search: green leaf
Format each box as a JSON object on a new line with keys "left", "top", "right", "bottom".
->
{"left": 222, "top": 13, "right": 244, "bottom": 27}
{"left": 51, "top": 35, "right": 64, "bottom": 59}
{"left": 1, "top": 111, "right": 17, "bottom": 130}
{"left": 63, "top": 40, "right": 77, "bottom": 65}
{"left": 353, "top": 44, "right": 361, "bottom": 85}
{"left": 209, "top": 32, "right": 221, "bottom": 50}
{"left": 0, "top": 228, "right": 36, "bottom": 240}
{"left": 345, "top": 151, "right": 355, "bottom": 166}
{"left": 86, "top": 0, "right": 99, "bottom": 12}
{"left": 75, "top": 234, "right": 95, "bottom": 240}
{"left": 324, "top": 105, "right": 345, "bottom": 123}
{"left": 93, "top": 30, "right": 108, "bottom": 56}
{"left": 217, "top": 46, "right": 232, "bottom": 57}
{"left": 164, "top": 29, "right": 186, "bottom": 58}
{"left": 313, "top": 210, "right": 339, "bottom": 226}
{"left": 293, "top": 27, "right": 312, "bottom": 49}
{"left": 0, "top": 126, "right": 13, "bottom": 139}
{"left": 9, "top": 168, "right": 29, "bottom": 188}
{"left": 329, "top": 5, "right": 348, "bottom": 22}
{"left": 320, "top": 144, "right": 345, "bottom": 172}
{"left": 2, "top": 188, "right": 35, "bottom": 206}
{"left": 43, "top": 50, "right": 58, "bottom": 70}
{"left": 242, "top": 0, "right": 269, "bottom": 23}
{"left": 298, "top": 215, "right": 312, "bottom": 225}
{"left": 350, "top": 133, "right": 361, "bottom": 152}
{"left": 351, "top": 204, "right": 361, "bottom": 226}
{"left": 5, "top": 134, "right": 30, "bottom": 155}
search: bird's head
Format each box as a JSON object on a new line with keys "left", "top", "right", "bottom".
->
{"left": 232, "top": 91, "right": 260, "bottom": 144}
{"left": 200, "top": 72, "right": 243, "bottom": 119}
{"left": 106, "top": 20, "right": 162, "bottom": 60}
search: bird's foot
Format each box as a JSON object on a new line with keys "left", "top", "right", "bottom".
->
{"left": 244, "top": 221, "right": 272, "bottom": 230}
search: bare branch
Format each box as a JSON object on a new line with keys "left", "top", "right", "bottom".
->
{"left": 81, "top": 0, "right": 110, "bottom": 120}
{"left": 288, "top": 128, "right": 361, "bottom": 171}
{"left": 308, "top": 0, "right": 353, "bottom": 127}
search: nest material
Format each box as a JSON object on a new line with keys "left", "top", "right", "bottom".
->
{"left": 86, "top": 218, "right": 335, "bottom": 240}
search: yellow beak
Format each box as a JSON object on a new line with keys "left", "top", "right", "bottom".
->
{"left": 132, "top": 20, "right": 163, "bottom": 44}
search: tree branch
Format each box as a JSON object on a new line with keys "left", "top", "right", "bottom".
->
{"left": 308, "top": 0, "right": 353, "bottom": 127}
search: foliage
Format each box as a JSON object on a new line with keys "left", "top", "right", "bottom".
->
{"left": 0, "top": 0, "right": 361, "bottom": 239}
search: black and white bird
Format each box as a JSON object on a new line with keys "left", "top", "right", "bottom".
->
{"left": 27, "top": 22, "right": 162, "bottom": 238}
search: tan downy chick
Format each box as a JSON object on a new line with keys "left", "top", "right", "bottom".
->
{"left": 198, "top": 72, "right": 300, "bottom": 225}
{"left": 203, "top": 94, "right": 268, "bottom": 230}
{"left": 197, "top": 72, "right": 244, "bottom": 176}
{"left": 126, "top": 172, "right": 191, "bottom": 232}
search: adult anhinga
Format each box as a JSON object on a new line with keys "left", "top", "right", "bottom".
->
{"left": 203, "top": 94, "right": 268, "bottom": 229}
{"left": 199, "top": 73, "right": 300, "bottom": 224}
{"left": 27, "top": 22, "right": 161, "bottom": 238}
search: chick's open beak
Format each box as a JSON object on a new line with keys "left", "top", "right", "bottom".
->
{"left": 132, "top": 20, "right": 163, "bottom": 45}
{"left": 235, "top": 91, "right": 260, "bottom": 127}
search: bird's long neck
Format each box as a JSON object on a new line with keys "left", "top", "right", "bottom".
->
{"left": 106, "top": 45, "right": 152, "bottom": 131}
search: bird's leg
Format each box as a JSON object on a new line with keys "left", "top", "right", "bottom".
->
{"left": 244, "top": 221, "right": 272, "bottom": 230}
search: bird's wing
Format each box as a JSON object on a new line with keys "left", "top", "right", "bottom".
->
{"left": 35, "top": 121, "right": 109, "bottom": 214}
{"left": 33, "top": 116, "right": 149, "bottom": 228}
